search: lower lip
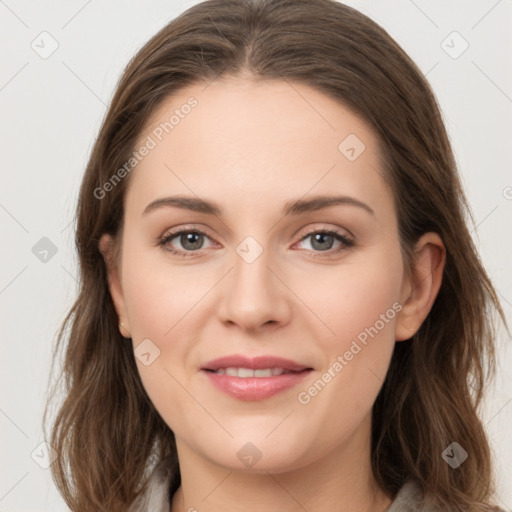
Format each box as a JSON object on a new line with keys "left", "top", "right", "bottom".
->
{"left": 202, "top": 369, "right": 312, "bottom": 400}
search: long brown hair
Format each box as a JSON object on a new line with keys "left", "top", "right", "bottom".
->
{"left": 43, "top": 0, "right": 507, "bottom": 510}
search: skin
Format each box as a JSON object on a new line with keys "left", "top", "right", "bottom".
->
{"left": 100, "top": 76, "right": 445, "bottom": 512}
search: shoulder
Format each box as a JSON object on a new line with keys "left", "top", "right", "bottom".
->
{"left": 385, "top": 479, "right": 429, "bottom": 512}
{"left": 127, "top": 455, "right": 176, "bottom": 512}
{"left": 385, "top": 480, "right": 508, "bottom": 512}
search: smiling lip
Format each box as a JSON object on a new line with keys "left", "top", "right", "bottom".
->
{"left": 201, "top": 354, "right": 313, "bottom": 401}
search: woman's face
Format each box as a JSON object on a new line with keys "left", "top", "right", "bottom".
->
{"left": 104, "top": 77, "right": 414, "bottom": 473}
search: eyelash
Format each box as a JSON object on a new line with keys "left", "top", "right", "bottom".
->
{"left": 157, "top": 226, "right": 355, "bottom": 259}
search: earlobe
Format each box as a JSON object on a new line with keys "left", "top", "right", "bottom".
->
{"left": 99, "top": 233, "right": 131, "bottom": 338}
{"left": 395, "top": 232, "right": 446, "bottom": 341}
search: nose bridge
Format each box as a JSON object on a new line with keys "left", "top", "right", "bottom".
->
{"left": 218, "top": 231, "right": 289, "bottom": 329}
{"left": 232, "top": 233, "right": 275, "bottom": 302}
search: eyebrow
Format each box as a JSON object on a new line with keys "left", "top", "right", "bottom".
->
{"left": 142, "top": 194, "right": 375, "bottom": 217}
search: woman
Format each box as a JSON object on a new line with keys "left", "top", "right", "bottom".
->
{"left": 43, "top": 0, "right": 507, "bottom": 510}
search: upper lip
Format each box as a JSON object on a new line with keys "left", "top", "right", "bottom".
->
{"left": 201, "top": 354, "right": 312, "bottom": 372}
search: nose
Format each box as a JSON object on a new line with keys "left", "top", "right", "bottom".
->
{"left": 216, "top": 238, "right": 292, "bottom": 333}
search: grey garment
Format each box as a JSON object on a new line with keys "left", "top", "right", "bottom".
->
{"left": 128, "top": 460, "right": 435, "bottom": 512}
{"left": 127, "top": 458, "right": 175, "bottom": 512}
{"left": 384, "top": 479, "right": 433, "bottom": 511}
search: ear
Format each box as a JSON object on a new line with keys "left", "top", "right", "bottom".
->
{"left": 395, "top": 232, "right": 446, "bottom": 341}
{"left": 99, "top": 233, "right": 131, "bottom": 338}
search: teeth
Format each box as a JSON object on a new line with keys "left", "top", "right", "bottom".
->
{"left": 237, "top": 367, "right": 254, "bottom": 378}
{"left": 255, "top": 369, "right": 273, "bottom": 377}
{"left": 213, "top": 367, "right": 288, "bottom": 377}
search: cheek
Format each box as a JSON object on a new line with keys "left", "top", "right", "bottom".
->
{"left": 296, "top": 247, "right": 402, "bottom": 414}
{"left": 310, "top": 248, "right": 403, "bottom": 346}
{"left": 121, "top": 240, "right": 209, "bottom": 340}
{"left": 121, "top": 255, "right": 198, "bottom": 427}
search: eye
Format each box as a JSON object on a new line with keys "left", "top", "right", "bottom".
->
{"left": 295, "top": 228, "right": 354, "bottom": 256}
{"left": 158, "top": 228, "right": 214, "bottom": 257}
{"left": 157, "top": 226, "right": 354, "bottom": 258}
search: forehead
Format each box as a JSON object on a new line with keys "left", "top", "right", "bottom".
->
{"left": 126, "top": 77, "right": 393, "bottom": 223}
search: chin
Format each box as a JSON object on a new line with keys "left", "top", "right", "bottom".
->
{"left": 195, "top": 431, "right": 313, "bottom": 474}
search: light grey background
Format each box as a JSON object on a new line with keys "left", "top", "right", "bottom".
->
{"left": 1, "top": 0, "right": 511, "bottom": 510}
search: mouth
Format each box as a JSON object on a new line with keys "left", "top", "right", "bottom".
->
{"left": 204, "top": 367, "right": 304, "bottom": 377}
{"left": 200, "top": 354, "right": 313, "bottom": 400}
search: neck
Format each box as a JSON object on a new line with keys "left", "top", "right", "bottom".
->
{"left": 170, "top": 415, "right": 392, "bottom": 512}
